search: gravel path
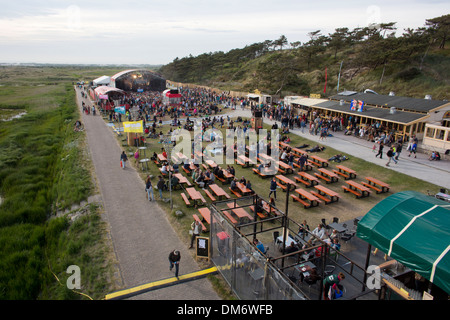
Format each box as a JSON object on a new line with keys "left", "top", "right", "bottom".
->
{"left": 75, "top": 87, "right": 220, "bottom": 300}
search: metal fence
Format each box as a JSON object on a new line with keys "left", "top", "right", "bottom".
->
{"left": 209, "top": 196, "right": 306, "bottom": 300}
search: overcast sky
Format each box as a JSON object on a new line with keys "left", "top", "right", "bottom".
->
{"left": 0, "top": 1, "right": 447, "bottom": 65}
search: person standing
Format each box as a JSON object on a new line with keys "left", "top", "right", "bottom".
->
{"left": 145, "top": 175, "right": 154, "bottom": 201}
{"left": 120, "top": 151, "right": 128, "bottom": 169}
{"left": 323, "top": 272, "right": 345, "bottom": 300}
{"left": 168, "top": 250, "right": 181, "bottom": 279}
{"left": 189, "top": 220, "right": 201, "bottom": 249}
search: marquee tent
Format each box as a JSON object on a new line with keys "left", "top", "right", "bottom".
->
{"left": 93, "top": 75, "right": 111, "bottom": 86}
{"left": 356, "top": 191, "right": 450, "bottom": 294}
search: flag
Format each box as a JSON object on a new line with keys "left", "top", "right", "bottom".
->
{"left": 323, "top": 67, "right": 327, "bottom": 93}
{"left": 350, "top": 99, "right": 357, "bottom": 111}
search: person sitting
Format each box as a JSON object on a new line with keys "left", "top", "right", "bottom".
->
{"left": 245, "top": 180, "right": 254, "bottom": 193}
{"left": 253, "top": 238, "right": 267, "bottom": 254}
{"left": 230, "top": 178, "right": 238, "bottom": 191}
{"left": 257, "top": 163, "right": 264, "bottom": 173}
{"left": 170, "top": 175, "right": 180, "bottom": 190}
{"left": 239, "top": 176, "right": 247, "bottom": 185}
{"left": 161, "top": 163, "right": 169, "bottom": 175}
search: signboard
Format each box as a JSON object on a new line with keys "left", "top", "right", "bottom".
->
{"left": 137, "top": 88, "right": 144, "bottom": 93}
{"left": 99, "top": 94, "right": 109, "bottom": 100}
{"left": 115, "top": 106, "right": 126, "bottom": 115}
{"left": 310, "top": 93, "right": 321, "bottom": 99}
{"left": 123, "top": 120, "right": 143, "bottom": 133}
{"left": 196, "top": 236, "right": 209, "bottom": 260}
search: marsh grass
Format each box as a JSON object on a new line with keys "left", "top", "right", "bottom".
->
{"left": 0, "top": 66, "right": 123, "bottom": 299}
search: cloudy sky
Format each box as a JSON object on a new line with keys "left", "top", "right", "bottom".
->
{"left": 0, "top": 1, "right": 447, "bottom": 65}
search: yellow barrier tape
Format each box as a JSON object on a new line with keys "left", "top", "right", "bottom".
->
{"left": 105, "top": 266, "right": 218, "bottom": 300}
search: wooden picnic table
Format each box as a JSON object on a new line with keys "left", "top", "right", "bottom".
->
{"left": 317, "top": 168, "right": 339, "bottom": 183}
{"left": 258, "top": 153, "right": 275, "bottom": 162}
{"left": 275, "top": 175, "right": 298, "bottom": 191}
{"left": 343, "top": 180, "right": 371, "bottom": 198}
{"left": 335, "top": 165, "right": 357, "bottom": 179}
{"left": 293, "top": 188, "right": 321, "bottom": 207}
{"left": 186, "top": 187, "right": 206, "bottom": 206}
{"left": 237, "top": 155, "right": 256, "bottom": 167}
{"left": 295, "top": 171, "right": 319, "bottom": 187}
{"left": 157, "top": 154, "right": 167, "bottom": 162}
{"left": 310, "top": 155, "right": 329, "bottom": 168}
{"left": 197, "top": 207, "right": 211, "bottom": 224}
{"left": 291, "top": 147, "right": 308, "bottom": 157}
{"left": 209, "top": 184, "right": 231, "bottom": 200}
{"left": 173, "top": 173, "right": 191, "bottom": 187}
{"left": 276, "top": 161, "right": 294, "bottom": 174}
{"left": 226, "top": 202, "right": 254, "bottom": 222}
{"left": 236, "top": 182, "right": 252, "bottom": 195}
{"left": 313, "top": 185, "right": 340, "bottom": 203}
{"left": 204, "top": 159, "right": 217, "bottom": 168}
{"left": 364, "top": 177, "right": 390, "bottom": 193}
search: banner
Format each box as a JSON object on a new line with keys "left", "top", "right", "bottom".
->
{"left": 357, "top": 100, "right": 364, "bottom": 112}
{"left": 115, "top": 106, "right": 126, "bottom": 115}
{"left": 123, "top": 120, "right": 143, "bottom": 133}
{"left": 350, "top": 100, "right": 364, "bottom": 112}
{"left": 99, "top": 94, "right": 108, "bottom": 99}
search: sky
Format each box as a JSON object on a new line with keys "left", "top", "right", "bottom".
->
{"left": 0, "top": 0, "right": 448, "bottom": 65}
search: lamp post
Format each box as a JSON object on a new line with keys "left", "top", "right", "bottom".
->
{"left": 161, "top": 133, "right": 174, "bottom": 210}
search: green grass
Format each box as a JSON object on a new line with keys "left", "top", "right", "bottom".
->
{"left": 0, "top": 66, "right": 124, "bottom": 299}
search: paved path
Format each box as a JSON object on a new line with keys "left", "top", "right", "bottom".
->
{"left": 74, "top": 87, "right": 220, "bottom": 300}
{"left": 227, "top": 109, "right": 450, "bottom": 190}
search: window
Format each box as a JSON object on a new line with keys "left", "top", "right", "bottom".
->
{"left": 425, "top": 127, "right": 435, "bottom": 138}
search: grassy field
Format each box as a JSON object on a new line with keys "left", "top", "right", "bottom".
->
{"left": 0, "top": 66, "right": 124, "bottom": 299}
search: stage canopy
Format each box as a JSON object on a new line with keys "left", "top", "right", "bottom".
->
{"left": 356, "top": 191, "right": 450, "bottom": 294}
{"left": 111, "top": 69, "right": 166, "bottom": 92}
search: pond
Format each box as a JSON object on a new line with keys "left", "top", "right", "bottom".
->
{"left": 0, "top": 109, "right": 27, "bottom": 121}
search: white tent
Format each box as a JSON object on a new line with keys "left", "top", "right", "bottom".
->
{"left": 93, "top": 75, "right": 111, "bottom": 86}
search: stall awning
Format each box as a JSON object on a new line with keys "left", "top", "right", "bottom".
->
{"left": 356, "top": 191, "right": 450, "bottom": 294}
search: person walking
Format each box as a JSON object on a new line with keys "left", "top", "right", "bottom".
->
{"left": 269, "top": 177, "right": 277, "bottom": 200}
{"left": 145, "top": 175, "right": 154, "bottom": 201}
{"left": 408, "top": 141, "right": 417, "bottom": 158}
{"left": 189, "top": 220, "right": 201, "bottom": 249}
{"left": 386, "top": 147, "right": 394, "bottom": 166}
{"left": 168, "top": 250, "right": 181, "bottom": 279}
{"left": 375, "top": 142, "right": 384, "bottom": 159}
{"left": 120, "top": 151, "right": 128, "bottom": 169}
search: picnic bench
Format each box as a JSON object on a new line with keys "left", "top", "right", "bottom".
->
{"left": 276, "top": 161, "right": 294, "bottom": 175}
{"left": 291, "top": 188, "right": 321, "bottom": 208}
{"left": 295, "top": 172, "right": 319, "bottom": 188}
{"left": 197, "top": 207, "right": 211, "bottom": 225}
{"left": 275, "top": 175, "right": 298, "bottom": 192}
{"left": 222, "top": 210, "right": 238, "bottom": 225}
{"left": 181, "top": 192, "right": 192, "bottom": 206}
{"left": 309, "top": 155, "right": 329, "bottom": 168}
{"left": 311, "top": 185, "right": 340, "bottom": 204}
{"left": 342, "top": 180, "right": 371, "bottom": 198}
{"left": 315, "top": 168, "right": 339, "bottom": 184}
{"left": 203, "top": 189, "right": 216, "bottom": 202}
{"left": 363, "top": 177, "right": 390, "bottom": 193}
{"left": 333, "top": 165, "right": 357, "bottom": 180}
{"left": 226, "top": 202, "right": 254, "bottom": 223}
{"left": 192, "top": 214, "right": 207, "bottom": 232}
{"left": 186, "top": 187, "right": 207, "bottom": 207}
{"left": 209, "top": 184, "right": 231, "bottom": 200}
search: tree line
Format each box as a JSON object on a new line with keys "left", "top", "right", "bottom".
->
{"left": 158, "top": 14, "right": 449, "bottom": 96}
